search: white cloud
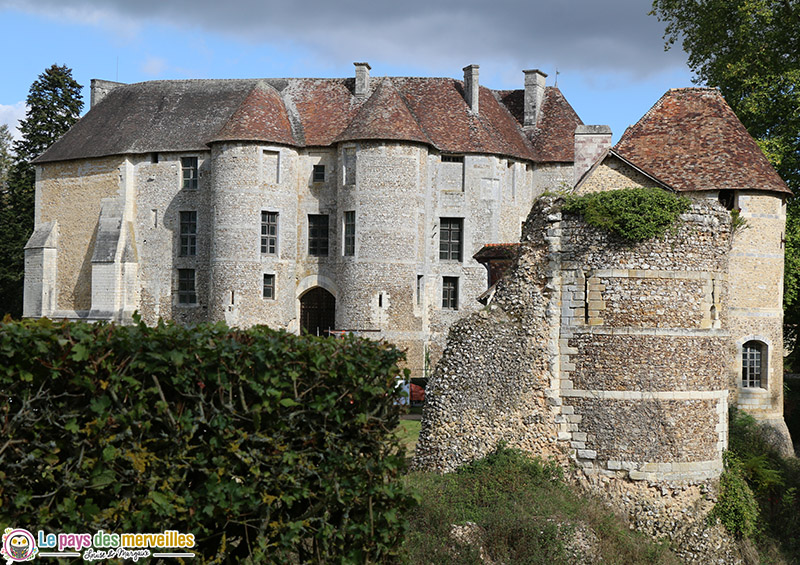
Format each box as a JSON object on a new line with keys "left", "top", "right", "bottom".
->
{"left": 0, "top": 101, "right": 27, "bottom": 141}
{"left": 141, "top": 56, "right": 168, "bottom": 76}
{"left": 0, "top": 0, "right": 688, "bottom": 77}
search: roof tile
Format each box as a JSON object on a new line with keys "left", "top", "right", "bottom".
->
{"left": 614, "top": 88, "right": 790, "bottom": 194}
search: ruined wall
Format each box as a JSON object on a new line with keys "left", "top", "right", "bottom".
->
{"left": 414, "top": 201, "right": 562, "bottom": 472}
{"left": 415, "top": 195, "right": 733, "bottom": 482}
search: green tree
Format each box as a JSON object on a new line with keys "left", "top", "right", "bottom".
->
{"left": 0, "top": 65, "right": 83, "bottom": 318}
{"left": 651, "top": 0, "right": 800, "bottom": 367}
{"left": 0, "top": 124, "right": 12, "bottom": 193}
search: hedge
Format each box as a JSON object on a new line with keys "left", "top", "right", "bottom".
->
{"left": 0, "top": 317, "right": 415, "bottom": 563}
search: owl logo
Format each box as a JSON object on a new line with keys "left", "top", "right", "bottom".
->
{"left": 1, "top": 528, "right": 37, "bottom": 563}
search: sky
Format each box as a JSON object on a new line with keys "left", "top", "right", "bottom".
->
{"left": 0, "top": 0, "right": 696, "bottom": 146}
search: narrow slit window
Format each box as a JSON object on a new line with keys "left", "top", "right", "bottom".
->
{"left": 344, "top": 211, "right": 355, "bottom": 256}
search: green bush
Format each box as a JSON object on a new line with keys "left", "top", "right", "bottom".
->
{"left": 725, "top": 408, "right": 800, "bottom": 559}
{"left": 0, "top": 317, "right": 415, "bottom": 563}
{"left": 709, "top": 452, "right": 760, "bottom": 538}
{"left": 562, "top": 187, "right": 691, "bottom": 242}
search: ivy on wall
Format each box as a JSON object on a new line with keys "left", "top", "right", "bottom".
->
{"left": 563, "top": 187, "right": 691, "bottom": 242}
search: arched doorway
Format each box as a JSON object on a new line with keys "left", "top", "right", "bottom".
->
{"left": 300, "top": 287, "right": 336, "bottom": 336}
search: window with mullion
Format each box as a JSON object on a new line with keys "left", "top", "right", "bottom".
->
{"left": 742, "top": 341, "right": 763, "bottom": 388}
{"left": 308, "top": 214, "right": 329, "bottom": 256}
{"left": 181, "top": 157, "right": 198, "bottom": 189}
{"left": 179, "top": 211, "right": 197, "bottom": 256}
{"left": 439, "top": 218, "right": 463, "bottom": 261}
{"left": 178, "top": 269, "right": 196, "bottom": 304}
{"left": 261, "top": 211, "right": 278, "bottom": 255}
{"left": 442, "top": 276, "right": 458, "bottom": 309}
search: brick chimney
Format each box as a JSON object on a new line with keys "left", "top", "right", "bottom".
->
{"left": 354, "top": 62, "right": 371, "bottom": 97}
{"left": 90, "top": 79, "right": 125, "bottom": 108}
{"left": 523, "top": 69, "right": 547, "bottom": 127}
{"left": 463, "top": 64, "right": 479, "bottom": 113}
{"left": 574, "top": 125, "right": 612, "bottom": 185}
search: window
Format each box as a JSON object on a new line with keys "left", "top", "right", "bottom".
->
{"left": 263, "top": 274, "right": 275, "bottom": 299}
{"left": 179, "top": 211, "right": 197, "bottom": 256}
{"left": 261, "top": 211, "right": 278, "bottom": 255}
{"left": 344, "top": 211, "right": 355, "bottom": 256}
{"left": 313, "top": 164, "right": 326, "bottom": 183}
{"left": 417, "top": 275, "right": 424, "bottom": 306}
{"left": 343, "top": 148, "right": 356, "bottom": 185}
{"left": 439, "top": 218, "right": 463, "bottom": 261}
{"left": 181, "top": 157, "right": 198, "bottom": 189}
{"left": 742, "top": 341, "right": 767, "bottom": 388}
{"left": 442, "top": 276, "right": 458, "bottom": 310}
{"left": 441, "top": 155, "right": 464, "bottom": 163}
{"left": 308, "top": 214, "right": 329, "bottom": 256}
{"left": 178, "top": 269, "right": 196, "bottom": 304}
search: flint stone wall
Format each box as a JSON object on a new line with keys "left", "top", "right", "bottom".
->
{"left": 414, "top": 195, "right": 732, "bottom": 483}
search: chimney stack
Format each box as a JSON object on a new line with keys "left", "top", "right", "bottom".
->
{"left": 354, "top": 62, "right": 371, "bottom": 97}
{"left": 463, "top": 64, "right": 480, "bottom": 113}
{"left": 574, "top": 125, "right": 612, "bottom": 185}
{"left": 90, "top": 79, "right": 124, "bottom": 108}
{"left": 523, "top": 69, "right": 547, "bottom": 127}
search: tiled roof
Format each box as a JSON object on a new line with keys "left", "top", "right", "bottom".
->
{"left": 494, "top": 87, "right": 583, "bottom": 162}
{"left": 212, "top": 81, "right": 295, "bottom": 145}
{"left": 614, "top": 88, "right": 790, "bottom": 194}
{"left": 334, "top": 78, "right": 432, "bottom": 145}
{"left": 473, "top": 242, "right": 521, "bottom": 262}
{"left": 35, "top": 74, "right": 582, "bottom": 164}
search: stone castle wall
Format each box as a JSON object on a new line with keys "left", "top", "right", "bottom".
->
{"left": 415, "top": 195, "right": 733, "bottom": 482}
{"left": 28, "top": 141, "right": 550, "bottom": 378}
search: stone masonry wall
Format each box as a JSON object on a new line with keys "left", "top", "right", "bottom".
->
{"left": 36, "top": 157, "right": 125, "bottom": 313}
{"left": 415, "top": 195, "right": 733, "bottom": 483}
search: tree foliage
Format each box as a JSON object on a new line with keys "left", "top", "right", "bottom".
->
{"left": 0, "top": 64, "right": 82, "bottom": 318}
{"left": 652, "top": 0, "right": 799, "bottom": 191}
{"left": 0, "top": 124, "right": 12, "bottom": 193}
{"left": 651, "top": 0, "right": 800, "bottom": 366}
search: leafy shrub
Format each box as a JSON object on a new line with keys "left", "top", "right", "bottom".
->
{"left": 709, "top": 452, "right": 760, "bottom": 538}
{"left": 562, "top": 187, "right": 691, "bottom": 242}
{"left": 0, "top": 317, "right": 414, "bottom": 563}
{"left": 725, "top": 408, "right": 800, "bottom": 559}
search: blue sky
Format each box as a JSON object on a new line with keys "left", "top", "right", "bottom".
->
{"left": 0, "top": 1, "right": 695, "bottom": 145}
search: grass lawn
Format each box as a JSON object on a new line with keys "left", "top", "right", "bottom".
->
{"left": 396, "top": 419, "right": 421, "bottom": 460}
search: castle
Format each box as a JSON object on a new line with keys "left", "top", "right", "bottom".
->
{"left": 23, "top": 65, "right": 791, "bottom": 467}
{"left": 415, "top": 88, "right": 793, "bottom": 480}
{"left": 23, "top": 63, "right": 583, "bottom": 377}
